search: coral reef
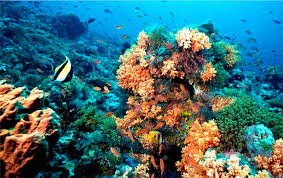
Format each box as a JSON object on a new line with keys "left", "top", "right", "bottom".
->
{"left": 176, "top": 120, "right": 220, "bottom": 177}
{"left": 0, "top": 84, "right": 60, "bottom": 177}
{"left": 254, "top": 138, "right": 283, "bottom": 176}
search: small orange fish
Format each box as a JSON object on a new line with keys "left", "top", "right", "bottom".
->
{"left": 127, "top": 131, "right": 135, "bottom": 143}
{"left": 148, "top": 100, "right": 158, "bottom": 106}
{"left": 191, "top": 103, "right": 200, "bottom": 113}
{"left": 154, "top": 122, "right": 164, "bottom": 130}
{"left": 93, "top": 86, "right": 101, "bottom": 91}
{"left": 2, "top": 77, "right": 11, "bottom": 82}
{"left": 151, "top": 173, "right": 155, "bottom": 178}
{"left": 151, "top": 156, "right": 158, "bottom": 170}
{"left": 48, "top": 75, "right": 53, "bottom": 79}
{"left": 103, "top": 112, "right": 114, "bottom": 117}
{"left": 40, "top": 58, "right": 47, "bottom": 62}
{"left": 180, "top": 84, "right": 188, "bottom": 94}
{"left": 110, "top": 147, "right": 119, "bottom": 158}
{"left": 61, "top": 89, "right": 66, "bottom": 98}
{"left": 106, "top": 82, "right": 112, "bottom": 87}
{"left": 97, "top": 40, "right": 104, "bottom": 43}
{"left": 122, "top": 34, "right": 127, "bottom": 39}
{"left": 136, "top": 128, "right": 149, "bottom": 136}
{"left": 160, "top": 158, "right": 164, "bottom": 177}
{"left": 94, "top": 60, "right": 101, "bottom": 64}
{"left": 158, "top": 144, "right": 163, "bottom": 155}
{"left": 76, "top": 77, "right": 82, "bottom": 83}
{"left": 103, "top": 86, "right": 110, "bottom": 94}
{"left": 37, "top": 68, "right": 44, "bottom": 73}
{"left": 116, "top": 25, "right": 123, "bottom": 29}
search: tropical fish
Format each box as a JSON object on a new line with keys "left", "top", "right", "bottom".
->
{"left": 36, "top": 68, "right": 44, "bottom": 73}
{"left": 244, "top": 30, "right": 251, "bottom": 35}
{"left": 116, "top": 25, "right": 124, "bottom": 29}
{"left": 159, "top": 144, "right": 163, "bottom": 155}
{"left": 110, "top": 147, "right": 119, "bottom": 158}
{"left": 169, "top": 11, "right": 174, "bottom": 16}
{"left": 136, "top": 128, "right": 149, "bottom": 136}
{"left": 94, "top": 60, "right": 101, "bottom": 64}
{"left": 76, "top": 77, "right": 82, "bottom": 83}
{"left": 151, "top": 174, "right": 155, "bottom": 178}
{"left": 103, "top": 112, "right": 114, "bottom": 117}
{"left": 154, "top": 122, "right": 164, "bottom": 130}
{"left": 61, "top": 89, "right": 66, "bottom": 98}
{"left": 52, "top": 55, "right": 73, "bottom": 83}
{"left": 48, "top": 75, "right": 53, "bottom": 79}
{"left": 93, "top": 86, "right": 101, "bottom": 91}
{"left": 87, "top": 18, "right": 96, "bottom": 24}
{"left": 151, "top": 156, "right": 158, "bottom": 169}
{"left": 103, "top": 86, "right": 110, "bottom": 94}
{"left": 106, "top": 82, "right": 112, "bottom": 87}
{"left": 104, "top": 9, "right": 112, "bottom": 14}
{"left": 240, "top": 19, "right": 247, "bottom": 23}
{"left": 122, "top": 35, "right": 128, "bottom": 39}
{"left": 273, "top": 19, "right": 281, "bottom": 24}
{"left": 97, "top": 40, "right": 104, "bottom": 43}
{"left": 127, "top": 131, "right": 135, "bottom": 143}
{"left": 160, "top": 158, "right": 164, "bottom": 177}
{"left": 146, "top": 131, "right": 162, "bottom": 144}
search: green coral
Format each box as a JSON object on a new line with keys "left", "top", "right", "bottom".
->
{"left": 210, "top": 63, "right": 229, "bottom": 88}
{"left": 215, "top": 97, "right": 283, "bottom": 152}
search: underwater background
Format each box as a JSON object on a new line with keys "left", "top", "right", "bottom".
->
{"left": 0, "top": 1, "right": 282, "bottom": 178}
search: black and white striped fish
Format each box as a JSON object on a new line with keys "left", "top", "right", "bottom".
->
{"left": 52, "top": 55, "right": 73, "bottom": 83}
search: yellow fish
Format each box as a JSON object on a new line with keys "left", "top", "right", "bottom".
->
{"left": 52, "top": 55, "right": 73, "bottom": 83}
{"left": 146, "top": 131, "right": 162, "bottom": 144}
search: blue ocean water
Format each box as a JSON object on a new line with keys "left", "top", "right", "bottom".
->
{"left": 0, "top": 1, "right": 283, "bottom": 178}
{"left": 29, "top": 1, "right": 283, "bottom": 68}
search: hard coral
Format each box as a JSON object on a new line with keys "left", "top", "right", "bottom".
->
{"left": 0, "top": 84, "right": 60, "bottom": 178}
{"left": 254, "top": 138, "right": 283, "bottom": 176}
{"left": 201, "top": 62, "right": 217, "bottom": 82}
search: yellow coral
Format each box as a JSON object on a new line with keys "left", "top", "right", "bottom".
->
{"left": 200, "top": 62, "right": 217, "bottom": 82}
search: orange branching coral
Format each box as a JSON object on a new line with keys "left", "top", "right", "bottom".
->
{"left": 117, "top": 51, "right": 154, "bottom": 99}
{"left": 176, "top": 120, "right": 221, "bottom": 177}
{"left": 221, "top": 42, "right": 241, "bottom": 67}
{"left": 209, "top": 96, "right": 236, "bottom": 112}
{"left": 176, "top": 28, "right": 193, "bottom": 49}
{"left": 226, "top": 154, "right": 251, "bottom": 177}
{"left": 176, "top": 28, "right": 211, "bottom": 53}
{"left": 200, "top": 150, "right": 272, "bottom": 178}
{"left": 254, "top": 138, "right": 283, "bottom": 176}
{"left": 200, "top": 62, "right": 217, "bottom": 82}
{"left": 200, "top": 149, "right": 226, "bottom": 177}
{"left": 137, "top": 30, "right": 150, "bottom": 49}
{"left": 134, "top": 163, "right": 150, "bottom": 178}
{"left": 190, "top": 29, "right": 212, "bottom": 53}
{"left": 161, "top": 60, "right": 185, "bottom": 79}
